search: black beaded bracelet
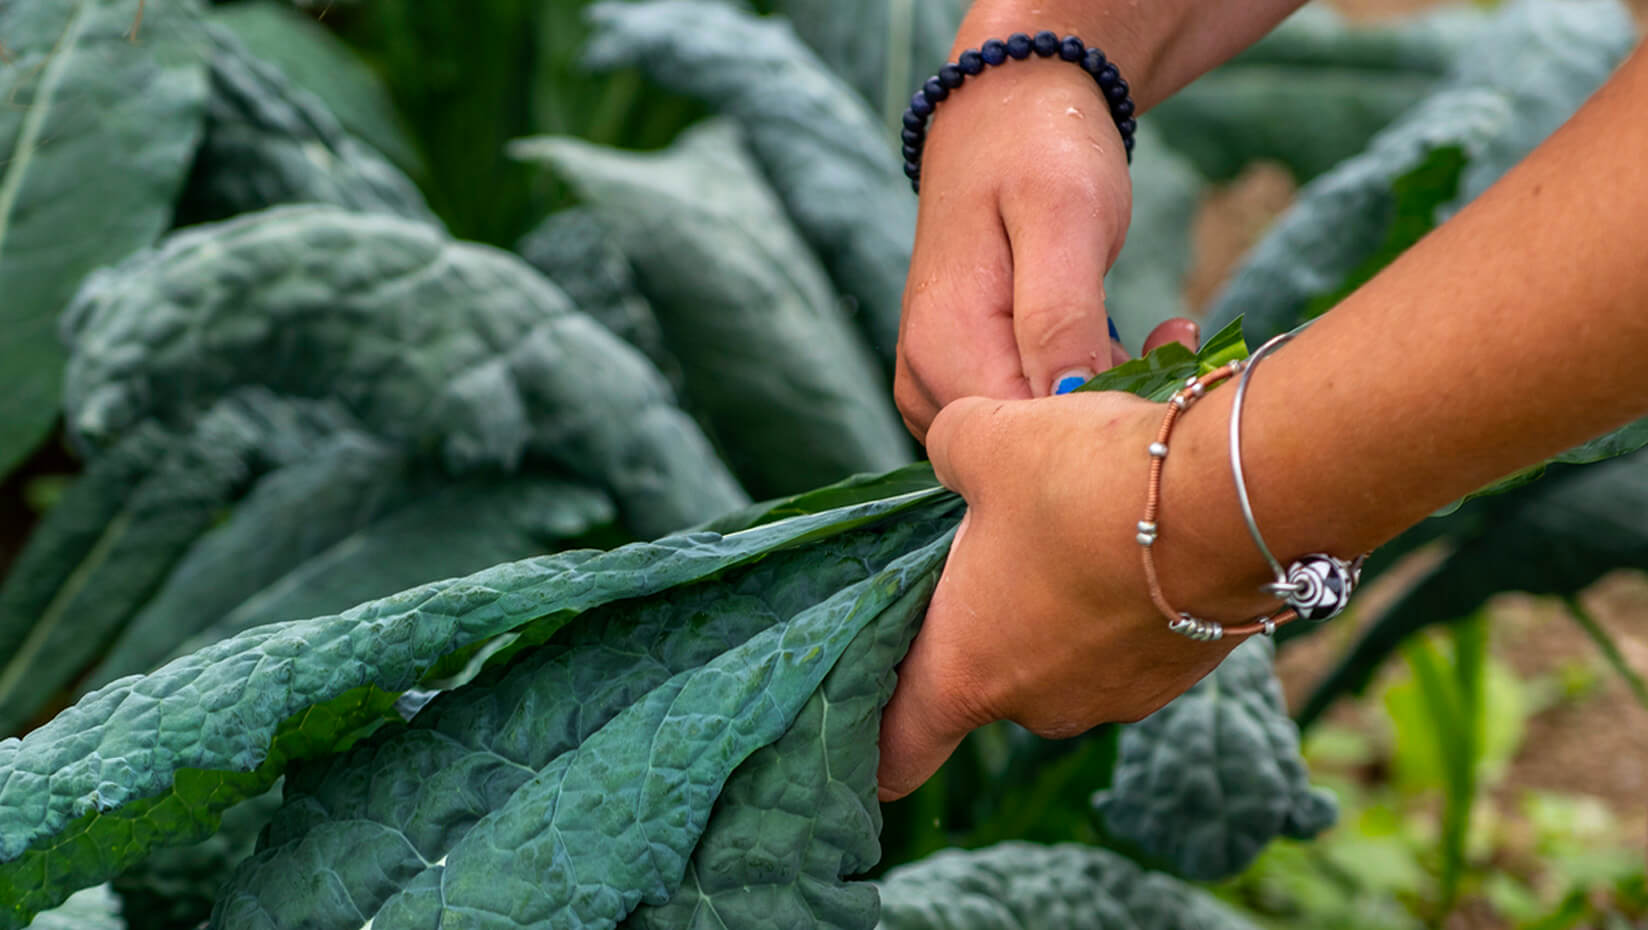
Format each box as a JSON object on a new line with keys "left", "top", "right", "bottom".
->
{"left": 901, "top": 31, "right": 1138, "bottom": 194}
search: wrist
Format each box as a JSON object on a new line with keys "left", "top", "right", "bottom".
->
{"left": 951, "top": 0, "right": 1182, "bottom": 110}
{"left": 1145, "top": 386, "right": 1294, "bottom": 626}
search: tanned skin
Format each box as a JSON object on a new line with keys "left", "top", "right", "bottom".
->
{"left": 879, "top": 0, "right": 1648, "bottom": 800}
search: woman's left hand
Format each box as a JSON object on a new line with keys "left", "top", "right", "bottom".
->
{"left": 876, "top": 388, "right": 1262, "bottom": 800}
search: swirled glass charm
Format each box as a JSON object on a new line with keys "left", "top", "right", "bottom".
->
{"left": 1283, "top": 554, "right": 1360, "bottom": 622}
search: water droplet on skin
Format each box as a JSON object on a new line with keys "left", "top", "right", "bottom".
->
{"left": 1066, "top": 107, "right": 1084, "bottom": 119}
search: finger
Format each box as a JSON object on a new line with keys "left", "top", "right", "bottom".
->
{"left": 1001, "top": 179, "right": 1127, "bottom": 397}
{"left": 1142, "top": 317, "right": 1201, "bottom": 355}
{"left": 899, "top": 202, "right": 1027, "bottom": 418}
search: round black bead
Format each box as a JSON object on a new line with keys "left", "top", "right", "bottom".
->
{"left": 902, "top": 143, "right": 922, "bottom": 163}
{"left": 1033, "top": 31, "right": 1059, "bottom": 57}
{"left": 980, "top": 39, "right": 1008, "bottom": 66}
{"left": 922, "top": 77, "right": 949, "bottom": 103}
{"left": 910, "top": 91, "right": 933, "bottom": 118}
{"left": 938, "top": 64, "right": 965, "bottom": 89}
{"left": 958, "top": 49, "right": 985, "bottom": 75}
{"left": 1059, "top": 36, "right": 1085, "bottom": 61}
{"left": 902, "top": 110, "right": 926, "bottom": 132}
{"left": 1096, "top": 63, "right": 1120, "bottom": 88}
{"left": 1082, "top": 48, "right": 1108, "bottom": 77}
{"left": 1111, "top": 98, "right": 1135, "bottom": 120}
{"left": 1106, "top": 78, "right": 1129, "bottom": 103}
{"left": 901, "top": 127, "right": 924, "bottom": 147}
{"left": 1116, "top": 117, "right": 1137, "bottom": 137}
{"left": 1006, "top": 33, "right": 1032, "bottom": 59}
{"left": 904, "top": 161, "right": 921, "bottom": 180}
{"left": 1124, "top": 135, "right": 1135, "bottom": 154}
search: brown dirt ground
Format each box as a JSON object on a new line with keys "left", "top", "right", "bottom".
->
{"left": 1186, "top": 3, "right": 1648, "bottom": 926}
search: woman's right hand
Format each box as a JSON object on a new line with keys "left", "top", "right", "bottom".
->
{"left": 893, "top": 39, "right": 1196, "bottom": 442}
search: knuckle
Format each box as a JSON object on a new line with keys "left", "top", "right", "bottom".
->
{"left": 1015, "top": 301, "right": 1100, "bottom": 350}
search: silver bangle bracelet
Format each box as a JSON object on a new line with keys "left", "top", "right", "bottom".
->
{"left": 1228, "top": 330, "right": 1366, "bottom": 625}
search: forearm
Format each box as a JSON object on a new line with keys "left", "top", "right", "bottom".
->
{"left": 953, "top": 0, "right": 1309, "bottom": 109}
{"left": 1153, "top": 41, "right": 1648, "bottom": 619}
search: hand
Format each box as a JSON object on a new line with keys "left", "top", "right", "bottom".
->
{"left": 893, "top": 52, "right": 1196, "bottom": 442}
{"left": 876, "top": 387, "right": 1267, "bottom": 801}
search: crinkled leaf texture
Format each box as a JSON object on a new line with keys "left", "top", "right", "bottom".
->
{"left": 875, "top": 843, "right": 1263, "bottom": 930}
{"left": 1094, "top": 638, "right": 1337, "bottom": 881}
{"left": 0, "top": 393, "right": 420, "bottom": 735}
{"left": 175, "top": 24, "right": 434, "bottom": 225}
{"left": 513, "top": 119, "right": 912, "bottom": 498}
{"left": 215, "top": 499, "right": 962, "bottom": 930}
{"left": 59, "top": 205, "right": 742, "bottom": 535}
{"left": 0, "top": 487, "right": 952, "bottom": 929}
{"left": 0, "top": 0, "right": 209, "bottom": 478}
{"left": 585, "top": 0, "right": 915, "bottom": 366}
{"left": 112, "top": 788, "right": 284, "bottom": 930}
{"left": 1206, "top": 0, "right": 1636, "bottom": 343}
{"left": 0, "top": 204, "right": 741, "bottom": 733}
{"left": 2, "top": 334, "right": 1321, "bottom": 930}
{"left": 516, "top": 208, "right": 680, "bottom": 388}
{"left": 208, "top": 0, "right": 422, "bottom": 175}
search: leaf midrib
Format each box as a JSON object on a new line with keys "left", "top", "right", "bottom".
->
{"left": 0, "top": 0, "right": 92, "bottom": 255}
{"left": 0, "top": 507, "right": 133, "bottom": 714}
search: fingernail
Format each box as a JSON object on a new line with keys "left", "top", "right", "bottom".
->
{"left": 1053, "top": 369, "right": 1094, "bottom": 395}
{"left": 1107, "top": 317, "right": 1121, "bottom": 343}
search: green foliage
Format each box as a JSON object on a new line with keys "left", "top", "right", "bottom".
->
{"left": 1151, "top": 5, "right": 1485, "bottom": 183}
{"left": 174, "top": 23, "right": 433, "bottom": 225}
{"left": 771, "top": 0, "right": 966, "bottom": 128}
{"left": 875, "top": 843, "right": 1263, "bottom": 930}
{"left": 515, "top": 208, "right": 679, "bottom": 387}
{"left": 0, "top": 0, "right": 209, "bottom": 480}
{"left": 1206, "top": 0, "right": 1636, "bottom": 344}
{"left": 60, "top": 206, "right": 740, "bottom": 530}
{"left": 1105, "top": 125, "right": 1210, "bottom": 347}
{"left": 1386, "top": 621, "right": 1497, "bottom": 911}
{"left": 215, "top": 509, "right": 958, "bottom": 929}
{"left": 0, "top": 204, "right": 746, "bottom": 734}
{"left": 1300, "top": 448, "right": 1648, "bottom": 727}
{"left": 111, "top": 788, "right": 283, "bottom": 930}
{"left": 515, "top": 120, "right": 913, "bottom": 498}
{"left": 21, "top": 887, "right": 122, "bottom": 930}
{"left": 0, "top": 2, "right": 1644, "bottom": 928}
{"left": 1094, "top": 639, "right": 1337, "bottom": 881}
{"left": 1299, "top": 144, "right": 1467, "bottom": 320}
{"left": 0, "top": 488, "right": 951, "bottom": 927}
{"left": 207, "top": 1, "right": 421, "bottom": 173}
{"left": 584, "top": 0, "right": 916, "bottom": 365}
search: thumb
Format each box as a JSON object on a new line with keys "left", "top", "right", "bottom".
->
{"left": 876, "top": 635, "right": 974, "bottom": 800}
{"left": 1003, "top": 185, "right": 1127, "bottom": 397}
{"left": 877, "top": 517, "right": 992, "bottom": 801}
{"left": 925, "top": 395, "right": 1034, "bottom": 503}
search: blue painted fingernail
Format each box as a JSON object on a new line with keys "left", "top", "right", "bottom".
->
{"left": 1108, "top": 317, "right": 1121, "bottom": 342}
{"left": 1055, "top": 375, "right": 1086, "bottom": 395}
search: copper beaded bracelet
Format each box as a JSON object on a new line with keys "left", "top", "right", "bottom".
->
{"left": 900, "top": 31, "right": 1138, "bottom": 194}
{"left": 1138, "top": 333, "right": 1368, "bottom": 643}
